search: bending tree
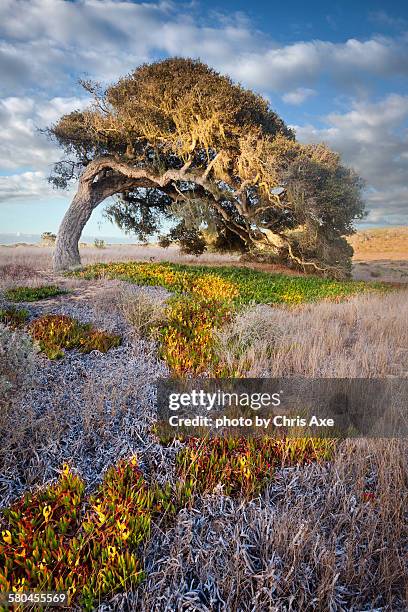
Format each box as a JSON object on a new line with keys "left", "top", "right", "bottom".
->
{"left": 49, "top": 58, "right": 365, "bottom": 276}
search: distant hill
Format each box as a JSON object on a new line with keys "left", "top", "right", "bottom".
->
{"left": 0, "top": 233, "right": 137, "bottom": 245}
{"left": 349, "top": 227, "right": 408, "bottom": 260}
{"left": 0, "top": 233, "right": 41, "bottom": 245}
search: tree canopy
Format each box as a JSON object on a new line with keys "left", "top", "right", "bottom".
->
{"left": 49, "top": 57, "right": 365, "bottom": 275}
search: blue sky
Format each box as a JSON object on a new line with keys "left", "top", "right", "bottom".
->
{"left": 0, "top": 0, "right": 407, "bottom": 238}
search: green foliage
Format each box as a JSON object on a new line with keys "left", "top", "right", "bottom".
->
{"left": 105, "top": 189, "right": 173, "bottom": 242}
{"left": 49, "top": 58, "right": 364, "bottom": 275}
{"left": 0, "top": 306, "right": 29, "bottom": 329}
{"left": 0, "top": 463, "right": 145, "bottom": 610}
{"left": 158, "top": 234, "right": 171, "bottom": 249}
{"left": 159, "top": 296, "right": 232, "bottom": 376}
{"left": 28, "top": 314, "right": 121, "bottom": 359}
{"left": 79, "top": 329, "right": 121, "bottom": 354}
{"left": 166, "top": 221, "right": 207, "bottom": 256}
{"left": 73, "top": 261, "right": 386, "bottom": 306}
{"left": 175, "top": 437, "right": 334, "bottom": 498}
{"left": 0, "top": 439, "right": 333, "bottom": 607}
{"left": 5, "top": 285, "right": 67, "bottom": 302}
{"left": 212, "top": 226, "right": 248, "bottom": 253}
{"left": 93, "top": 238, "right": 106, "bottom": 249}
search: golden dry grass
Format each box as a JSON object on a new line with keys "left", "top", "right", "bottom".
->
{"left": 216, "top": 289, "right": 408, "bottom": 378}
{"left": 135, "top": 438, "right": 408, "bottom": 611}
{"left": 0, "top": 244, "right": 241, "bottom": 273}
{"left": 1, "top": 239, "right": 407, "bottom": 609}
{"left": 349, "top": 227, "right": 408, "bottom": 261}
{"left": 350, "top": 227, "right": 408, "bottom": 283}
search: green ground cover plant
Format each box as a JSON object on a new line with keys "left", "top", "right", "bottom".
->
{"left": 4, "top": 285, "right": 67, "bottom": 302}
{"left": 72, "top": 261, "right": 387, "bottom": 376}
{"left": 0, "top": 462, "right": 145, "bottom": 610}
{"left": 0, "top": 307, "right": 29, "bottom": 329}
{"left": 174, "top": 436, "right": 334, "bottom": 498}
{"left": 158, "top": 296, "right": 232, "bottom": 375}
{"left": 0, "top": 437, "right": 333, "bottom": 609}
{"left": 73, "top": 261, "right": 385, "bottom": 305}
{"left": 28, "top": 314, "right": 121, "bottom": 359}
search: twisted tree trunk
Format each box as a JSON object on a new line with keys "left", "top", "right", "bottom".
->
{"left": 52, "top": 157, "right": 194, "bottom": 272}
{"left": 53, "top": 180, "right": 97, "bottom": 271}
{"left": 52, "top": 155, "right": 336, "bottom": 275}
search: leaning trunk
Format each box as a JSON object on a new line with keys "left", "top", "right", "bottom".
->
{"left": 53, "top": 182, "right": 96, "bottom": 271}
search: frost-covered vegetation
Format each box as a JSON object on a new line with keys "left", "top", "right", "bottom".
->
{"left": 0, "top": 258, "right": 406, "bottom": 610}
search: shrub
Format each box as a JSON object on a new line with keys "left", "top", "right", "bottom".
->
{"left": 158, "top": 235, "right": 171, "bottom": 249}
{"left": 5, "top": 285, "right": 67, "bottom": 302}
{"left": 0, "top": 324, "right": 38, "bottom": 410}
{"left": 215, "top": 304, "right": 283, "bottom": 376}
{"left": 94, "top": 238, "right": 106, "bottom": 249}
{"left": 159, "top": 297, "right": 231, "bottom": 376}
{"left": 120, "top": 290, "right": 168, "bottom": 338}
{"left": 0, "top": 306, "right": 29, "bottom": 329}
{"left": 156, "top": 221, "right": 208, "bottom": 256}
{"left": 28, "top": 314, "right": 121, "bottom": 359}
{"left": 170, "top": 223, "right": 207, "bottom": 256}
{"left": 41, "top": 231, "right": 56, "bottom": 245}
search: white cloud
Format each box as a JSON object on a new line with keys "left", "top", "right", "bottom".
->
{"left": 293, "top": 94, "right": 408, "bottom": 225}
{"left": 229, "top": 37, "right": 408, "bottom": 92}
{"left": 0, "top": 94, "right": 86, "bottom": 205}
{"left": 282, "top": 88, "right": 316, "bottom": 105}
{"left": 0, "top": 0, "right": 407, "bottom": 224}
{"left": 0, "top": 171, "right": 58, "bottom": 202}
{"left": 0, "top": 1, "right": 407, "bottom": 95}
{"left": 0, "top": 95, "right": 87, "bottom": 171}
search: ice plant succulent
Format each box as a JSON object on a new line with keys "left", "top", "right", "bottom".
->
{"left": 28, "top": 314, "right": 121, "bottom": 359}
{"left": 71, "top": 261, "right": 386, "bottom": 376}
{"left": 159, "top": 297, "right": 232, "bottom": 375}
{"left": 0, "top": 463, "right": 145, "bottom": 610}
{"left": 4, "top": 285, "right": 67, "bottom": 302}
{"left": 72, "top": 262, "right": 384, "bottom": 305}
{"left": 175, "top": 436, "right": 334, "bottom": 498}
{"left": 0, "top": 433, "right": 335, "bottom": 608}
{"left": 0, "top": 307, "right": 29, "bottom": 329}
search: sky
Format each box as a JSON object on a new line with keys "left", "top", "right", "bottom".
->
{"left": 0, "top": 0, "right": 407, "bottom": 239}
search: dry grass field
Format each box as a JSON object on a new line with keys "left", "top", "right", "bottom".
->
{"left": 1, "top": 226, "right": 407, "bottom": 283}
{"left": 350, "top": 227, "right": 408, "bottom": 283}
{"left": 0, "top": 230, "right": 407, "bottom": 610}
{"left": 350, "top": 227, "right": 408, "bottom": 260}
